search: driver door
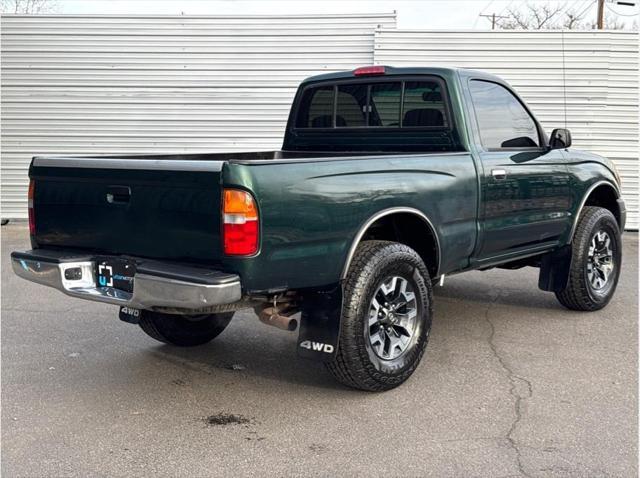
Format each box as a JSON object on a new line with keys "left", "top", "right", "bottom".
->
{"left": 468, "top": 79, "right": 572, "bottom": 262}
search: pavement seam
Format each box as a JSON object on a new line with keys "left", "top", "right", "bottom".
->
{"left": 484, "top": 292, "right": 534, "bottom": 478}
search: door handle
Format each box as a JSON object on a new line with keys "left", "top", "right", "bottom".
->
{"left": 491, "top": 169, "right": 507, "bottom": 180}
{"left": 106, "top": 185, "right": 131, "bottom": 204}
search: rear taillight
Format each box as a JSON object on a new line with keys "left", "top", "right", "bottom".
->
{"left": 27, "top": 180, "right": 35, "bottom": 236}
{"left": 223, "top": 188, "right": 259, "bottom": 256}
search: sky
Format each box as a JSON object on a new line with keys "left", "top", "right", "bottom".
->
{"left": 51, "top": 0, "right": 639, "bottom": 30}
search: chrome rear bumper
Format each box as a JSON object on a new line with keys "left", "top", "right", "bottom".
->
{"left": 11, "top": 250, "right": 242, "bottom": 310}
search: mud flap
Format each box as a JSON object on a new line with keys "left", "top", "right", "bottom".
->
{"left": 538, "top": 245, "right": 572, "bottom": 292}
{"left": 119, "top": 306, "right": 141, "bottom": 324}
{"left": 297, "top": 284, "right": 342, "bottom": 362}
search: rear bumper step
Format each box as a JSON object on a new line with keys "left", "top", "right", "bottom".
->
{"left": 11, "top": 249, "right": 242, "bottom": 310}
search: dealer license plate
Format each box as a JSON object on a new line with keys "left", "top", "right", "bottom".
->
{"left": 95, "top": 258, "right": 136, "bottom": 293}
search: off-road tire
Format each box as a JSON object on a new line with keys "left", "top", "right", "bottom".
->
{"left": 138, "top": 311, "right": 234, "bottom": 347}
{"left": 555, "top": 206, "right": 622, "bottom": 311}
{"left": 327, "top": 241, "right": 433, "bottom": 391}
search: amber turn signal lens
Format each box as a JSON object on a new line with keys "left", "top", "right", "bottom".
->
{"left": 223, "top": 189, "right": 258, "bottom": 219}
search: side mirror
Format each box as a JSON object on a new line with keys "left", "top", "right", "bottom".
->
{"left": 549, "top": 128, "right": 572, "bottom": 150}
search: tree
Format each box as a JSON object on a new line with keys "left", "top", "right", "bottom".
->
{"left": 496, "top": 1, "right": 633, "bottom": 30}
{"left": 583, "top": 13, "right": 628, "bottom": 30}
{"left": 564, "top": 11, "right": 584, "bottom": 29}
{"left": 1, "top": 0, "right": 59, "bottom": 14}
{"left": 499, "top": 2, "right": 565, "bottom": 29}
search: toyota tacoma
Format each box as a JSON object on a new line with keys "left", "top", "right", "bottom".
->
{"left": 12, "top": 66, "right": 626, "bottom": 391}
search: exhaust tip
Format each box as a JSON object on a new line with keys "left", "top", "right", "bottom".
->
{"left": 257, "top": 305, "right": 298, "bottom": 332}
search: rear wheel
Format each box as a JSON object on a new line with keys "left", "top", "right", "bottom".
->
{"left": 326, "top": 240, "right": 433, "bottom": 391}
{"left": 138, "top": 311, "right": 234, "bottom": 347}
{"left": 555, "top": 206, "right": 622, "bottom": 311}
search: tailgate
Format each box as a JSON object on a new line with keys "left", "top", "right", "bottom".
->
{"left": 30, "top": 156, "right": 225, "bottom": 265}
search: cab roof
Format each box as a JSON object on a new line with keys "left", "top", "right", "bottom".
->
{"left": 300, "top": 65, "right": 507, "bottom": 86}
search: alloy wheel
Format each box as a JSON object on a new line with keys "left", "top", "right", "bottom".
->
{"left": 587, "top": 230, "right": 614, "bottom": 290}
{"left": 367, "top": 276, "right": 419, "bottom": 360}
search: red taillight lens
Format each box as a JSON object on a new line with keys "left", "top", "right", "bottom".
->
{"left": 353, "top": 65, "right": 386, "bottom": 76}
{"left": 223, "top": 189, "right": 259, "bottom": 256}
{"left": 28, "top": 180, "right": 35, "bottom": 236}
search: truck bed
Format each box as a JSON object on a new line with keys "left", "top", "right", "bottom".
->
{"left": 29, "top": 150, "right": 406, "bottom": 268}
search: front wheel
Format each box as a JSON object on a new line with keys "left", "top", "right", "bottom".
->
{"left": 326, "top": 241, "right": 433, "bottom": 391}
{"left": 138, "top": 311, "right": 234, "bottom": 347}
{"left": 555, "top": 206, "right": 622, "bottom": 311}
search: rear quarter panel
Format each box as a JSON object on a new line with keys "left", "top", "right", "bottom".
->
{"left": 222, "top": 154, "right": 478, "bottom": 292}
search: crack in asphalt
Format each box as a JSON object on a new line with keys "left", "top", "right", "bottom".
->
{"left": 484, "top": 293, "right": 534, "bottom": 478}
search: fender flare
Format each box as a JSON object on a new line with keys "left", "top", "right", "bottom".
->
{"left": 340, "top": 207, "right": 442, "bottom": 280}
{"left": 569, "top": 180, "right": 621, "bottom": 243}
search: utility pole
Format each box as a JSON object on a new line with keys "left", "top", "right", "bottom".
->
{"left": 597, "top": 0, "right": 638, "bottom": 28}
{"left": 597, "top": 0, "right": 605, "bottom": 29}
{"left": 479, "top": 12, "right": 509, "bottom": 29}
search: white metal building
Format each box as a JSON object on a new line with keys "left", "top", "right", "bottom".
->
{"left": 1, "top": 14, "right": 638, "bottom": 228}
{"left": 0, "top": 13, "right": 397, "bottom": 218}
{"left": 374, "top": 29, "right": 639, "bottom": 229}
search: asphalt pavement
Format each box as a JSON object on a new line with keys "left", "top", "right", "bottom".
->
{"left": 2, "top": 224, "right": 637, "bottom": 477}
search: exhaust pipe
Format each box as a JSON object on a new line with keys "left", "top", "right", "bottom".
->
{"left": 257, "top": 305, "right": 298, "bottom": 331}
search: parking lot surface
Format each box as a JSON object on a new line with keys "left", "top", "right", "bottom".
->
{"left": 2, "top": 224, "right": 637, "bottom": 477}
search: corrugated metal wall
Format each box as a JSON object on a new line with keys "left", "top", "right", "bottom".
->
{"left": 1, "top": 17, "right": 638, "bottom": 229}
{"left": 374, "top": 30, "right": 639, "bottom": 229}
{"left": 0, "top": 13, "right": 396, "bottom": 218}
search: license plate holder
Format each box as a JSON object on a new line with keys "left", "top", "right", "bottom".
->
{"left": 95, "top": 257, "right": 136, "bottom": 293}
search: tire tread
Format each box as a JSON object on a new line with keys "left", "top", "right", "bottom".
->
{"left": 555, "top": 206, "right": 621, "bottom": 311}
{"left": 326, "top": 240, "right": 432, "bottom": 391}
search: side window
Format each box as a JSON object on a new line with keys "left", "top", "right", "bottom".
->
{"left": 469, "top": 80, "right": 539, "bottom": 149}
{"left": 369, "top": 82, "right": 401, "bottom": 127}
{"left": 295, "top": 86, "right": 334, "bottom": 128}
{"left": 336, "top": 84, "right": 367, "bottom": 127}
{"left": 403, "top": 81, "right": 448, "bottom": 128}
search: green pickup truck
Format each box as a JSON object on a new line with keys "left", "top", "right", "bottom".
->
{"left": 11, "top": 66, "right": 626, "bottom": 391}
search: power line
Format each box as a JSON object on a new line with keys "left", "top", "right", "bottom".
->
{"left": 575, "top": 0, "right": 598, "bottom": 19}
{"left": 479, "top": 0, "right": 496, "bottom": 15}
{"left": 566, "top": 0, "right": 585, "bottom": 12}
{"left": 561, "top": 0, "right": 590, "bottom": 23}
{"left": 549, "top": 1, "right": 578, "bottom": 28}
{"left": 497, "top": 0, "right": 516, "bottom": 16}
{"left": 473, "top": 0, "right": 495, "bottom": 28}
{"left": 605, "top": 2, "right": 639, "bottom": 16}
{"left": 562, "top": 0, "right": 594, "bottom": 28}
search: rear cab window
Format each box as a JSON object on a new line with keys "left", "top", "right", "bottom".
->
{"left": 369, "top": 83, "right": 401, "bottom": 127}
{"left": 295, "top": 78, "right": 450, "bottom": 130}
{"left": 403, "top": 81, "right": 448, "bottom": 128}
{"left": 288, "top": 74, "right": 460, "bottom": 152}
{"left": 295, "top": 86, "right": 334, "bottom": 128}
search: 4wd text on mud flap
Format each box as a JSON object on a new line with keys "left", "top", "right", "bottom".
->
{"left": 299, "top": 340, "right": 334, "bottom": 354}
